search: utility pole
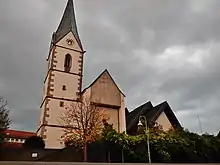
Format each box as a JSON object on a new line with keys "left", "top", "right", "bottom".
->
{"left": 197, "top": 115, "right": 203, "bottom": 134}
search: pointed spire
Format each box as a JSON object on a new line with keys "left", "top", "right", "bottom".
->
{"left": 53, "top": 0, "right": 83, "bottom": 50}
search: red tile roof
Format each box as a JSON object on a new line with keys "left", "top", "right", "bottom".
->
{"left": 4, "top": 129, "right": 36, "bottom": 139}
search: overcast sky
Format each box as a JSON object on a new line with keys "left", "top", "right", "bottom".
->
{"left": 0, "top": 0, "right": 220, "bottom": 134}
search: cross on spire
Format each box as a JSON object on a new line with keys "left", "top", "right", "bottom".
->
{"left": 53, "top": 0, "right": 83, "bottom": 50}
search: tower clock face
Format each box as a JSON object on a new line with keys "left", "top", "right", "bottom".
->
{"left": 66, "top": 39, "right": 74, "bottom": 45}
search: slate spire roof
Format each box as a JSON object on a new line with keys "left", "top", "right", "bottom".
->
{"left": 53, "top": 0, "right": 83, "bottom": 50}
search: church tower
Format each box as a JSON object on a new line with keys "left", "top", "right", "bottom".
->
{"left": 37, "top": 0, "right": 85, "bottom": 149}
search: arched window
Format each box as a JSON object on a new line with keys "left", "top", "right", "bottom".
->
{"left": 64, "top": 54, "right": 72, "bottom": 72}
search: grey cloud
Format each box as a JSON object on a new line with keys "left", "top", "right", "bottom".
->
{"left": 0, "top": 0, "right": 220, "bottom": 134}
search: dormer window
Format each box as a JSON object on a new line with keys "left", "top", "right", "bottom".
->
{"left": 64, "top": 54, "right": 72, "bottom": 72}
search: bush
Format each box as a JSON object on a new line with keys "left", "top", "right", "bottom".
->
{"left": 102, "top": 129, "right": 220, "bottom": 163}
{"left": 23, "top": 136, "right": 45, "bottom": 149}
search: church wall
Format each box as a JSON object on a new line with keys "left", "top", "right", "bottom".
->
{"left": 38, "top": 98, "right": 79, "bottom": 149}
{"left": 155, "top": 111, "right": 173, "bottom": 131}
{"left": 119, "top": 93, "right": 126, "bottom": 133}
{"left": 52, "top": 71, "right": 79, "bottom": 100}
{"left": 46, "top": 99, "right": 72, "bottom": 125}
{"left": 102, "top": 107, "right": 119, "bottom": 132}
{"left": 82, "top": 87, "right": 125, "bottom": 132}
{"left": 90, "top": 72, "right": 121, "bottom": 106}
{"left": 82, "top": 88, "right": 91, "bottom": 99}
{"left": 43, "top": 126, "right": 65, "bottom": 149}
{"left": 56, "top": 32, "right": 82, "bottom": 52}
{"left": 54, "top": 45, "right": 82, "bottom": 74}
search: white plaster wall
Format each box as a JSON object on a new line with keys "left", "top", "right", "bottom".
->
{"left": 38, "top": 31, "right": 84, "bottom": 149}
{"left": 43, "top": 99, "right": 77, "bottom": 149}
{"left": 54, "top": 46, "right": 82, "bottom": 74}
{"left": 46, "top": 99, "right": 72, "bottom": 125}
{"left": 56, "top": 32, "right": 82, "bottom": 52}
{"left": 52, "top": 71, "right": 78, "bottom": 100}
{"left": 156, "top": 111, "right": 173, "bottom": 131}
{"left": 44, "top": 126, "right": 65, "bottom": 149}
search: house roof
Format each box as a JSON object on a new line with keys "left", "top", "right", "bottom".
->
{"left": 125, "top": 107, "right": 129, "bottom": 116}
{"left": 126, "top": 101, "right": 182, "bottom": 132}
{"left": 4, "top": 129, "right": 36, "bottom": 139}
{"left": 82, "top": 69, "right": 125, "bottom": 97}
{"left": 53, "top": 0, "right": 83, "bottom": 50}
{"left": 126, "top": 101, "right": 153, "bottom": 131}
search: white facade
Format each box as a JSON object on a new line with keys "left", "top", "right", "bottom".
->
{"left": 37, "top": 31, "right": 84, "bottom": 149}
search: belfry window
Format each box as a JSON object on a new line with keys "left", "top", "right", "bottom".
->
{"left": 64, "top": 54, "right": 72, "bottom": 72}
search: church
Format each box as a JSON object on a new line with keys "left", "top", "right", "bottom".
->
{"left": 36, "top": 0, "right": 182, "bottom": 149}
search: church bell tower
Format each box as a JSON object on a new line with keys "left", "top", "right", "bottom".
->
{"left": 37, "top": 0, "right": 85, "bottom": 149}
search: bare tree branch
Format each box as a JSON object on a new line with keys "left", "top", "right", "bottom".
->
{"left": 0, "top": 97, "right": 11, "bottom": 130}
{"left": 59, "top": 96, "right": 107, "bottom": 147}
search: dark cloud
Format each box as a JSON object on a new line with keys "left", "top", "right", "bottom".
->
{"left": 0, "top": 0, "right": 219, "bottom": 134}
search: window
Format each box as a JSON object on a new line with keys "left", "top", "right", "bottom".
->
{"left": 66, "top": 39, "right": 74, "bottom": 45}
{"left": 64, "top": 54, "right": 72, "bottom": 72}
{"left": 62, "top": 85, "right": 66, "bottom": 91}
{"left": 60, "top": 101, "right": 64, "bottom": 107}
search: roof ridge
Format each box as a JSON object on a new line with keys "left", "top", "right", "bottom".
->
{"left": 129, "top": 101, "right": 152, "bottom": 115}
{"left": 149, "top": 102, "right": 167, "bottom": 124}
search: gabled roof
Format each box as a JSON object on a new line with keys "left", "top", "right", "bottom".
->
{"left": 146, "top": 101, "right": 182, "bottom": 129}
{"left": 126, "top": 101, "right": 182, "bottom": 132}
{"left": 126, "top": 101, "right": 153, "bottom": 131}
{"left": 53, "top": 0, "right": 83, "bottom": 50}
{"left": 82, "top": 69, "right": 125, "bottom": 97}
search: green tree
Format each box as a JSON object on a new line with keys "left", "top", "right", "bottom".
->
{"left": 102, "top": 128, "right": 220, "bottom": 163}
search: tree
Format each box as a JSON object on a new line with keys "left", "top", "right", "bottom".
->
{"left": 23, "top": 136, "right": 45, "bottom": 149}
{"left": 0, "top": 97, "right": 11, "bottom": 130}
{"left": 0, "top": 97, "right": 11, "bottom": 144}
{"left": 60, "top": 96, "right": 106, "bottom": 162}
